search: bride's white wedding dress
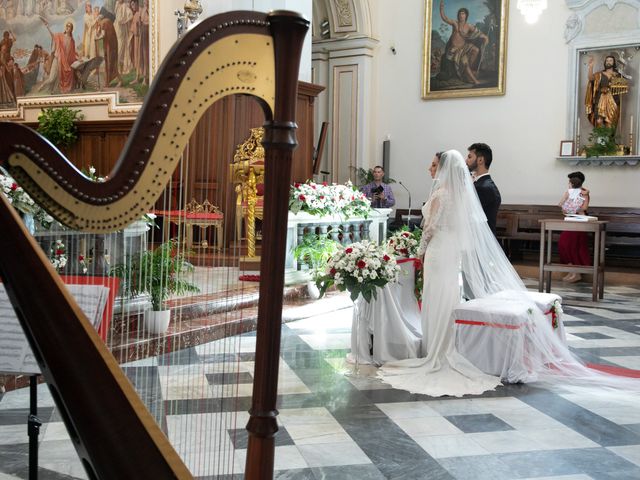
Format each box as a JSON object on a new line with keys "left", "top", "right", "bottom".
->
{"left": 378, "top": 185, "right": 501, "bottom": 397}
{"left": 378, "top": 150, "right": 640, "bottom": 397}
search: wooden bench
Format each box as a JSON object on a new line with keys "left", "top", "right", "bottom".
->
{"left": 497, "top": 204, "right": 640, "bottom": 266}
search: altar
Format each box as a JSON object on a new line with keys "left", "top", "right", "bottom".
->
{"left": 285, "top": 208, "right": 392, "bottom": 270}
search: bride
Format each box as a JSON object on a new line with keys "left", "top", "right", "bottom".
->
{"left": 378, "top": 149, "right": 639, "bottom": 397}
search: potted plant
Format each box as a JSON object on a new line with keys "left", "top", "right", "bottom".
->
{"left": 37, "top": 106, "right": 84, "bottom": 149}
{"left": 112, "top": 240, "right": 200, "bottom": 334}
{"left": 291, "top": 233, "right": 339, "bottom": 299}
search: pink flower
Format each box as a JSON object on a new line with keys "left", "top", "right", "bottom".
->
{"left": 299, "top": 194, "right": 306, "bottom": 201}
{"left": 357, "top": 260, "right": 366, "bottom": 269}
{"left": 383, "top": 254, "right": 390, "bottom": 261}
{"left": 10, "top": 183, "right": 18, "bottom": 191}
{"left": 294, "top": 182, "right": 301, "bottom": 188}
{"left": 345, "top": 247, "right": 353, "bottom": 254}
{"left": 322, "top": 181, "right": 328, "bottom": 186}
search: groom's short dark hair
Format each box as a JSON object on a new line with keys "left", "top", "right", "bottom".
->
{"left": 468, "top": 143, "right": 493, "bottom": 168}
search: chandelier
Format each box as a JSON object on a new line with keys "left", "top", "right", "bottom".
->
{"left": 517, "top": 0, "right": 548, "bottom": 24}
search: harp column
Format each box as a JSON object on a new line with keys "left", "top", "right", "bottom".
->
{"left": 312, "top": 36, "right": 379, "bottom": 183}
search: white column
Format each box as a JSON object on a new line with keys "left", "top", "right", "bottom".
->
{"left": 313, "top": 36, "right": 379, "bottom": 183}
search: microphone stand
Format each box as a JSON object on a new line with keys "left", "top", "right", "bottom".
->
{"left": 398, "top": 181, "right": 411, "bottom": 228}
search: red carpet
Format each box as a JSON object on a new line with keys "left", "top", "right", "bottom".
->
{"left": 239, "top": 274, "right": 260, "bottom": 282}
{"left": 587, "top": 363, "right": 640, "bottom": 378}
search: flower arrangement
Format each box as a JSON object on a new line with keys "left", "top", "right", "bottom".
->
{"left": 549, "top": 299, "right": 563, "bottom": 329}
{"left": 316, "top": 240, "right": 400, "bottom": 302}
{"left": 386, "top": 228, "right": 420, "bottom": 258}
{"left": 289, "top": 180, "right": 371, "bottom": 218}
{"left": 84, "top": 166, "right": 107, "bottom": 182}
{"left": 49, "top": 239, "right": 68, "bottom": 271}
{"left": 585, "top": 126, "right": 618, "bottom": 158}
{"left": 0, "top": 166, "right": 54, "bottom": 229}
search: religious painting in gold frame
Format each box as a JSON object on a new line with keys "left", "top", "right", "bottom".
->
{"left": 0, "top": 0, "right": 160, "bottom": 120}
{"left": 422, "top": 0, "right": 508, "bottom": 100}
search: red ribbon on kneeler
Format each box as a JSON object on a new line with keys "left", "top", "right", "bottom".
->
{"left": 455, "top": 319, "right": 521, "bottom": 330}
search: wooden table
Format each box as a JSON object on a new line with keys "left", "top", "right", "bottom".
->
{"left": 538, "top": 219, "right": 607, "bottom": 301}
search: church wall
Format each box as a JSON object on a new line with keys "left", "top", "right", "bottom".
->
{"left": 369, "top": 0, "right": 640, "bottom": 209}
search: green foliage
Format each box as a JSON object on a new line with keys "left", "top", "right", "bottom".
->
{"left": 585, "top": 126, "right": 618, "bottom": 158}
{"left": 317, "top": 272, "right": 388, "bottom": 303}
{"left": 111, "top": 240, "right": 200, "bottom": 311}
{"left": 37, "top": 107, "right": 84, "bottom": 148}
{"left": 353, "top": 167, "right": 396, "bottom": 187}
{"left": 291, "top": 233, "right": 339, "bottom": 281}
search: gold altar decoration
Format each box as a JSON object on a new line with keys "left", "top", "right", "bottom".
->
{"left": 231, "top": 127, "right": 265, "bottom": 258}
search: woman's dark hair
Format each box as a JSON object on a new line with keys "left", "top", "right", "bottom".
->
{"left": 435, "top": 152, "right": 442, "bottom": 160}
{"left": 568, "top": 171, "right": 585, "bottom": 188}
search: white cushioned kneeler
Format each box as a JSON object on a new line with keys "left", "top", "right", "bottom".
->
{"left": 491, "top": 291, "right": 566, "bottom": 345}
{"left": 454, "top": 297, "right": 531, "bottom": 382}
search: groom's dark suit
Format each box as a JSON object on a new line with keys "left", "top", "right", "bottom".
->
{"left": 474, "top": 174, "right": 501, "bottom": 236}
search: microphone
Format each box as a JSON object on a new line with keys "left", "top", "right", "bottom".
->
{"left": 398, "top": 181, "right": 412, "bottom": 227}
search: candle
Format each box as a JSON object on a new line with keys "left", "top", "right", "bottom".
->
{"left": 631, "top": 115, "right": 634, "bottom": 135}
{"left": 577, "top": 117, "right": 581, "bottom": 134}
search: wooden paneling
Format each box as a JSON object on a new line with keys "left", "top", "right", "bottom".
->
{"left": 35, "top": 81, "right": 324, "bottom": 246}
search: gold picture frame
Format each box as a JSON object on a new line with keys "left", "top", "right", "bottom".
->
{"left": 0, "top": 0, "right": 160, "bottom": 121}
{"left": 422, "top": 0, "right": 508, "bottom": 100}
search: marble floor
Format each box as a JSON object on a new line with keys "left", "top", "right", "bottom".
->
{"left": 1, "top": 280, "right": 640, "bottom": 479}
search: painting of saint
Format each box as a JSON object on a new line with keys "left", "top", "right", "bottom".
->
{"left": 0, "top": 0, "right": 151, "bottom": 110}
{"left": 423, "top": 0, "right": 508, "bottom": 99}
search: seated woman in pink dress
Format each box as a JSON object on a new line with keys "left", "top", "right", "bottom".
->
{"left": 557, "top": 171, "right": 590, "bottom": 282}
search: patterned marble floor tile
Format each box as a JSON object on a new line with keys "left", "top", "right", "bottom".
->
{"left": 296, "top": 442, "right": 371, "bottom": 468}
{"left": 606, "top": 445, "right": 640, "bottom": 467}
{"left": 517, "top": 476, "right": 594, "bottom": 480}
{"left": 309, "top": 464, "right": 386, "bottom": 479}
{"left": 413, "top": 433, "right": 490, "bottom": 458}
{"left": 601, "top": 355, "right": 640, "bottom": 370}
{"left": 298, "top": 333, "right": 351, "bottom": 351}
{"left": 465, "top": 430, "right": 548, "bottom": 454}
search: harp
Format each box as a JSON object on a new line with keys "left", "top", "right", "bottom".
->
{"left": 0, "top": 10, "right": 308, "bottom": 480}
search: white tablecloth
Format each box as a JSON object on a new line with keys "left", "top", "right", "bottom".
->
{"left": 350, "top": 259, "right": 422, "bottom": 365}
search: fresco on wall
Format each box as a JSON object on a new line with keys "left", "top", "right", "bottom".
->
{"left": 0, "top": 0, "right": 150, "bottom": 109}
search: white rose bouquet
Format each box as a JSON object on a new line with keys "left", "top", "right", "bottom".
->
{"left": 316, "top": 240, "right": 400, "bottom": 302}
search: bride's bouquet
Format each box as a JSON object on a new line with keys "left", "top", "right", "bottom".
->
{"left": 386, "top": 228, "right": 420, "bottom": 257}
{"left": 316, "top": 240, "right": 400, "bottom": 302}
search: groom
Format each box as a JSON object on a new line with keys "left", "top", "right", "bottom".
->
{"left": 466, "top": 143, "right": 501, "bottom": 236}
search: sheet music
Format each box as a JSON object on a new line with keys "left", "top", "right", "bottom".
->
{"left": 0, "top": 284, "right": 110, "bottom": 375}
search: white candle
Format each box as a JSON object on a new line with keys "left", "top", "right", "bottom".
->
{"left": 577, "top": 117, "right": 581, "bottom": 134}
{"left": 631, "top": 115, "right": 634, "bottom": 135}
